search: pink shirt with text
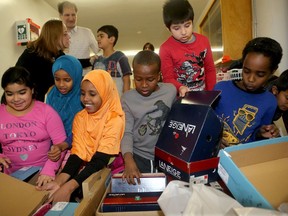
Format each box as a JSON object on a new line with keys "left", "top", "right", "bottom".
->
{"left": 0, "top": 101, "right": 66, "bottom": 177}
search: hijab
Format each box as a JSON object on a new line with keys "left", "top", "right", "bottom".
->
{"left": 46, "top": 55, "right": 83, "bottom": 137}
{"left": 71, "top": 70, "right": 125, "bottom": 161}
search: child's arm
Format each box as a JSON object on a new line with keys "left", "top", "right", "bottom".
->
{"left": 40, "top": 106, "right": 67, "bottom": 180}
{"left": 159, "top": 45, "right": 183, "bottom": 90}
{"left": 72, "top": 152, "right": 110, "bottom": 185}
{"left": 120, "top": 96, "right": 142, "bottom": 184}
{"left": 122, "top": 75, "right": 131, "bottom": 93}
{"left": 118, "top": 54, "right": 132, "bottom": 93}
{"left": 122, "top": 152, "right": 141, "bottom": 185}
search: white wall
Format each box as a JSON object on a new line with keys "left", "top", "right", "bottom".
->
{"left": 0, "top": 0, "right": 58, "bottom": 96}
{"left": 253, "top": 0, "right": 288, "bottom": 75}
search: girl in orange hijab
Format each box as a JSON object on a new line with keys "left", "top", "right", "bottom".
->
{"left": 37, "top": 70, "right": 125, "bottom": 203}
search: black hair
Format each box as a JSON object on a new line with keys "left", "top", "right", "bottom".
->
{"left": 242, "top": 37, "right": 283, "bottom": 72}
{"left": 58, "top": 1, "right": 78, "bottom": 14}
{"left": 1, "top": 66, "right": 36, "bottom": 104}
{"left": 143, "top": 42, "right": 155, "bottom": 51}
{"left": 274, "top": 69, "right": 288, "bottom": 91}
{"left": 97, "top": 25, "right": 119, "bottom": 46}
{"left": 133, "top": 50, "right": 161, "bottom": 73}
{"left": 163, "top": 0, "right": 194, "bottom": 28}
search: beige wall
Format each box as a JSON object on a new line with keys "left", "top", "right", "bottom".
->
{"left": 253, "top": 0, "right": 288, "bottom": 75}
{"left": 197, "top": 0, "right": 288, "bottom": 76}
{"left": 0, "top": 0, "right": 58, "bottom": 97}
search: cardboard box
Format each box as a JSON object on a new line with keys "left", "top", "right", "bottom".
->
{"left": 218, "top": 136, "right": 288, "bottom": 210}
{"left": 43, "top": 167, "right": 111, "bottom": 216}
{"left": 74, "top": 167, "right": 111, "bottom": 216}
{"left": 96, "top": 183, "right": 164, "bottom": 216}
{"left": 155, "top": 91, "right": 222, "bottom": 183}
{"left": 0, "top": 172, "right": 48, "bottom": 216}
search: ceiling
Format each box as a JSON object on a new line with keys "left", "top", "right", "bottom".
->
{"left": 44, "top": 0, "right": 210, "bottom": 54}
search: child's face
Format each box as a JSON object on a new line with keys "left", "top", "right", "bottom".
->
{"left": 169, "top": 20, "right": 193, "bottom": 43}
{"left": 81, "top": 80, "right": 102, "bottom": 114}
{"left": 97, "top": 31, "right": 112, "bottom": 49}
{"left": 240, "top": 52, "right": 272, "bottom": 92}
{"left": 133, "top": 63, "right": 160, "bottom": 97}
{"left": 4, "top": 83, "right": 33, "bottom": 114}
{"left": 54, "top": 70, "right": 73, "bottom": 95}
{"left": 272, "top": 87, "right": 288, "bottom": 112}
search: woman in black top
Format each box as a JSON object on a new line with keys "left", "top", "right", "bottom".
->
{"left": 16, "top": 19, "right": 70, "bottom": 101}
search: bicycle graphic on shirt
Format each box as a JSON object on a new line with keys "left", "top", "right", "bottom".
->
{"left": 138, "top": 100, "right": 170, "bottom": 136}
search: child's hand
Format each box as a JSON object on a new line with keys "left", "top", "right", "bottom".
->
{"left": 122, "top": 153, "right": 142, "bottom": 185}
{"left": 259, "top": 124, "right": 280, "bottom": 139}
{"left": 220, "top": 137, "right": 230, "bottom": 149}
{"left": 90, "top": 55, "right": 98, "bottom": 65}
{"left": 179, "top": 86, "right": 189, "bottom": 97}
{"left": 0, "top": 156, "right": 11, "bottom": 170}
{"left": 36, "top": 180, "right": 61, "bottom": 202}
{"left": 48, "top": 145, "right": 61, "bottom": 162}
{"left": 37, "top": 174, "right": 55, "bottom": 187}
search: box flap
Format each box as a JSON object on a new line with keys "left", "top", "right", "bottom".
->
{"left": 224, "top": 137, "right": 288, "bottom": 167}
{"left": 75, "top": 168, "right": 111, "bottom": 216}
{"left": 179, "top": 90, "right": 221, "bottom": 106}
{"left": 82, "top": 167, "right": 111, "bottom": 199}
{"left": 0, "top": 173, "right": 48, "bottom": 216}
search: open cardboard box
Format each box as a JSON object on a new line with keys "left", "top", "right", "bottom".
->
{"left": 95, "top": 182, "right": 164, "bottom": 216}
{"left": 74, "top": 167, "right": 111, "bottom": 216}
{"left": 45, "top": 167, "right": 111, "bottom": 216}
{"left": 0, "top": 172, "right": 48, "bottom": 216}
{"left": 218, "top": 136, "right": 288, "bottom": 210}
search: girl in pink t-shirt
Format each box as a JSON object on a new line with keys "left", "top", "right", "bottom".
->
{"left": 0, "top": 66, "right": 68, "bottom": 186}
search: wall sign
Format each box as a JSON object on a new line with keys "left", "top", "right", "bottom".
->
{"left": 16, "top": 18, "right": 40, "bottom": 46}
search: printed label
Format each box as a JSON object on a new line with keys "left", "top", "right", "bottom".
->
{"left": 190, "top": 174, "right": 208, "bottom": 184}
{"left": 50, "top": 202, "right": 68, "bottom": 211}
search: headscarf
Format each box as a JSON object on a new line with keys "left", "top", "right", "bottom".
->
{"left": 71, "top": 70, "right": 125, "bottom": 161}
{"left": 46, "top": 55, "right": 83, "bottom": 137}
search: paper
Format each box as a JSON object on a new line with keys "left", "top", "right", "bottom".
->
{"left": 158, "top": 180, "right": 242, "bottom": 216}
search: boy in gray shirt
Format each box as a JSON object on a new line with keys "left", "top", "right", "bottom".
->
{"left": 121, "top": 50, "right": 177, "bottom": 185}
